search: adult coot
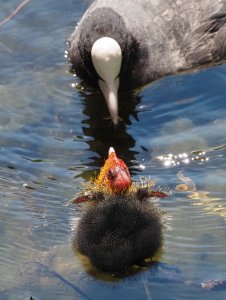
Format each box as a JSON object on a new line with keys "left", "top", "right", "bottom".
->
{"left": 68, "top": 0, "right": 226, "bottom": 124}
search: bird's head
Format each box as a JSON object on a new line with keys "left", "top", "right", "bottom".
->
{"left": 95, "top": 147, "right": 132, "bottom": 193}
{"left": 68, "top": 147, "right": 168, "bottom": 205}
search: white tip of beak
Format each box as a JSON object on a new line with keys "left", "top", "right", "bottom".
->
{"left": 109, "top": 147, "right": 115, "bottom": 155}
{"left": 91, "top": 37, "right": 122, "bottom": 124}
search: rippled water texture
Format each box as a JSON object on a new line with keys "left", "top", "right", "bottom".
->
{"left": 0, "top": 1, "right": 226, "bottom": 299}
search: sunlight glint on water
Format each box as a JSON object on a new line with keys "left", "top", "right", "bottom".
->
{"left": 0, "top": 1, "right": 226, "bottom": 299}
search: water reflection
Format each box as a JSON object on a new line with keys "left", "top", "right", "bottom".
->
{"left": 1, "top": 0, "right": 226, "bottom": 299}
{"left": 176, "top": 170, "right": 226, "bottom": 222}
{"left": 76, "top": 87, "right": 142, "bottom": 177}
{"left": 157, "top": 151, "right": 209, "bottom": 167}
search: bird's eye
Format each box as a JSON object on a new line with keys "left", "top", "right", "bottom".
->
{"left": 107, "top": 169, "right": 117, "bottom": 180}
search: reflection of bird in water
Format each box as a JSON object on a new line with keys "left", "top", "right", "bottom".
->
{"left": 74, "top": 88, "right": 141, "bottom": 181}
{"left": 68, "top": 0, "right": 226, "bottom": 124}
{"left": 176, "top": 171, "right": 226, "bottom": 221}
{"left": 71, "top": 147, "right": 168, "bottom": 273}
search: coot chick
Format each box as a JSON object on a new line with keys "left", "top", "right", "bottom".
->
{"left": 72, "top": 147, "right": 168, "bottom": 273}
{"left": 68, "top": 0, "right": 226, "bottom": 124}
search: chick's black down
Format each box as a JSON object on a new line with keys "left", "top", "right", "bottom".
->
{"left": 75, "top": 194, "right": 162, "bottom": 272}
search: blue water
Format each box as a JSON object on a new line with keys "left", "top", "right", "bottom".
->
{"left": 0, "top": 1, "right": 226, "bottom": 299}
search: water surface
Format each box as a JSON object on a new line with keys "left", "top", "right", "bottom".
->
{"left": 0, "top": 1, "right": 226, "bottom": 299}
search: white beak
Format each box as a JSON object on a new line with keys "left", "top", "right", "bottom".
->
{"left": 108, "top": 147, "right": 115, "bottom": 155}
{"left": 91, "top": 37, "right": 122, "bottom": 125}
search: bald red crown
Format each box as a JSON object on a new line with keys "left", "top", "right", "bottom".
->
{"left": 95, "top": 148, "right": 132, "bottom": 193}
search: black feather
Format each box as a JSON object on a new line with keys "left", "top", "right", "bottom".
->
{"left": 75, "top": 194, "right": 162, "bottom": 273}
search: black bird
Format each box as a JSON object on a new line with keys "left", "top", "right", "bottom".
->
{"left": 75, "top": 193, "right": 163, "bottom": 273}
{"left": 68, "top": 0, "right": 226, "bottom": 124}
{"left": 72, "top": 147, "right": 167, "bottom": 273}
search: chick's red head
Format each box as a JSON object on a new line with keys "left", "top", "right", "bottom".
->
{"left": 95, "top": 147, "right": 132, "bottom": 193}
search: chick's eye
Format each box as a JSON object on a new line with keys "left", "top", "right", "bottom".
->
{"left": 107, "top": 169, "right": 117, "bottom": 180}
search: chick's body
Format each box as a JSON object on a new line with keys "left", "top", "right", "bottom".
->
{"left": 76, "top": 194, "right": 162, "bottom": 272}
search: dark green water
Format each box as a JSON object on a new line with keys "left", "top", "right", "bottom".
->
{"left": 0, "top": 1, "right": 226, "bottom": 299}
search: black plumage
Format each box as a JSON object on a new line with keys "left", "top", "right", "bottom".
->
{"left": 75, "top": 193, "right": 162, "bottom": 273}
{"left": 68, "top": 0, "right": 226, "bottom": 89}
{"left": 68, "top": 0, "right": 226, "bottom": 123}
